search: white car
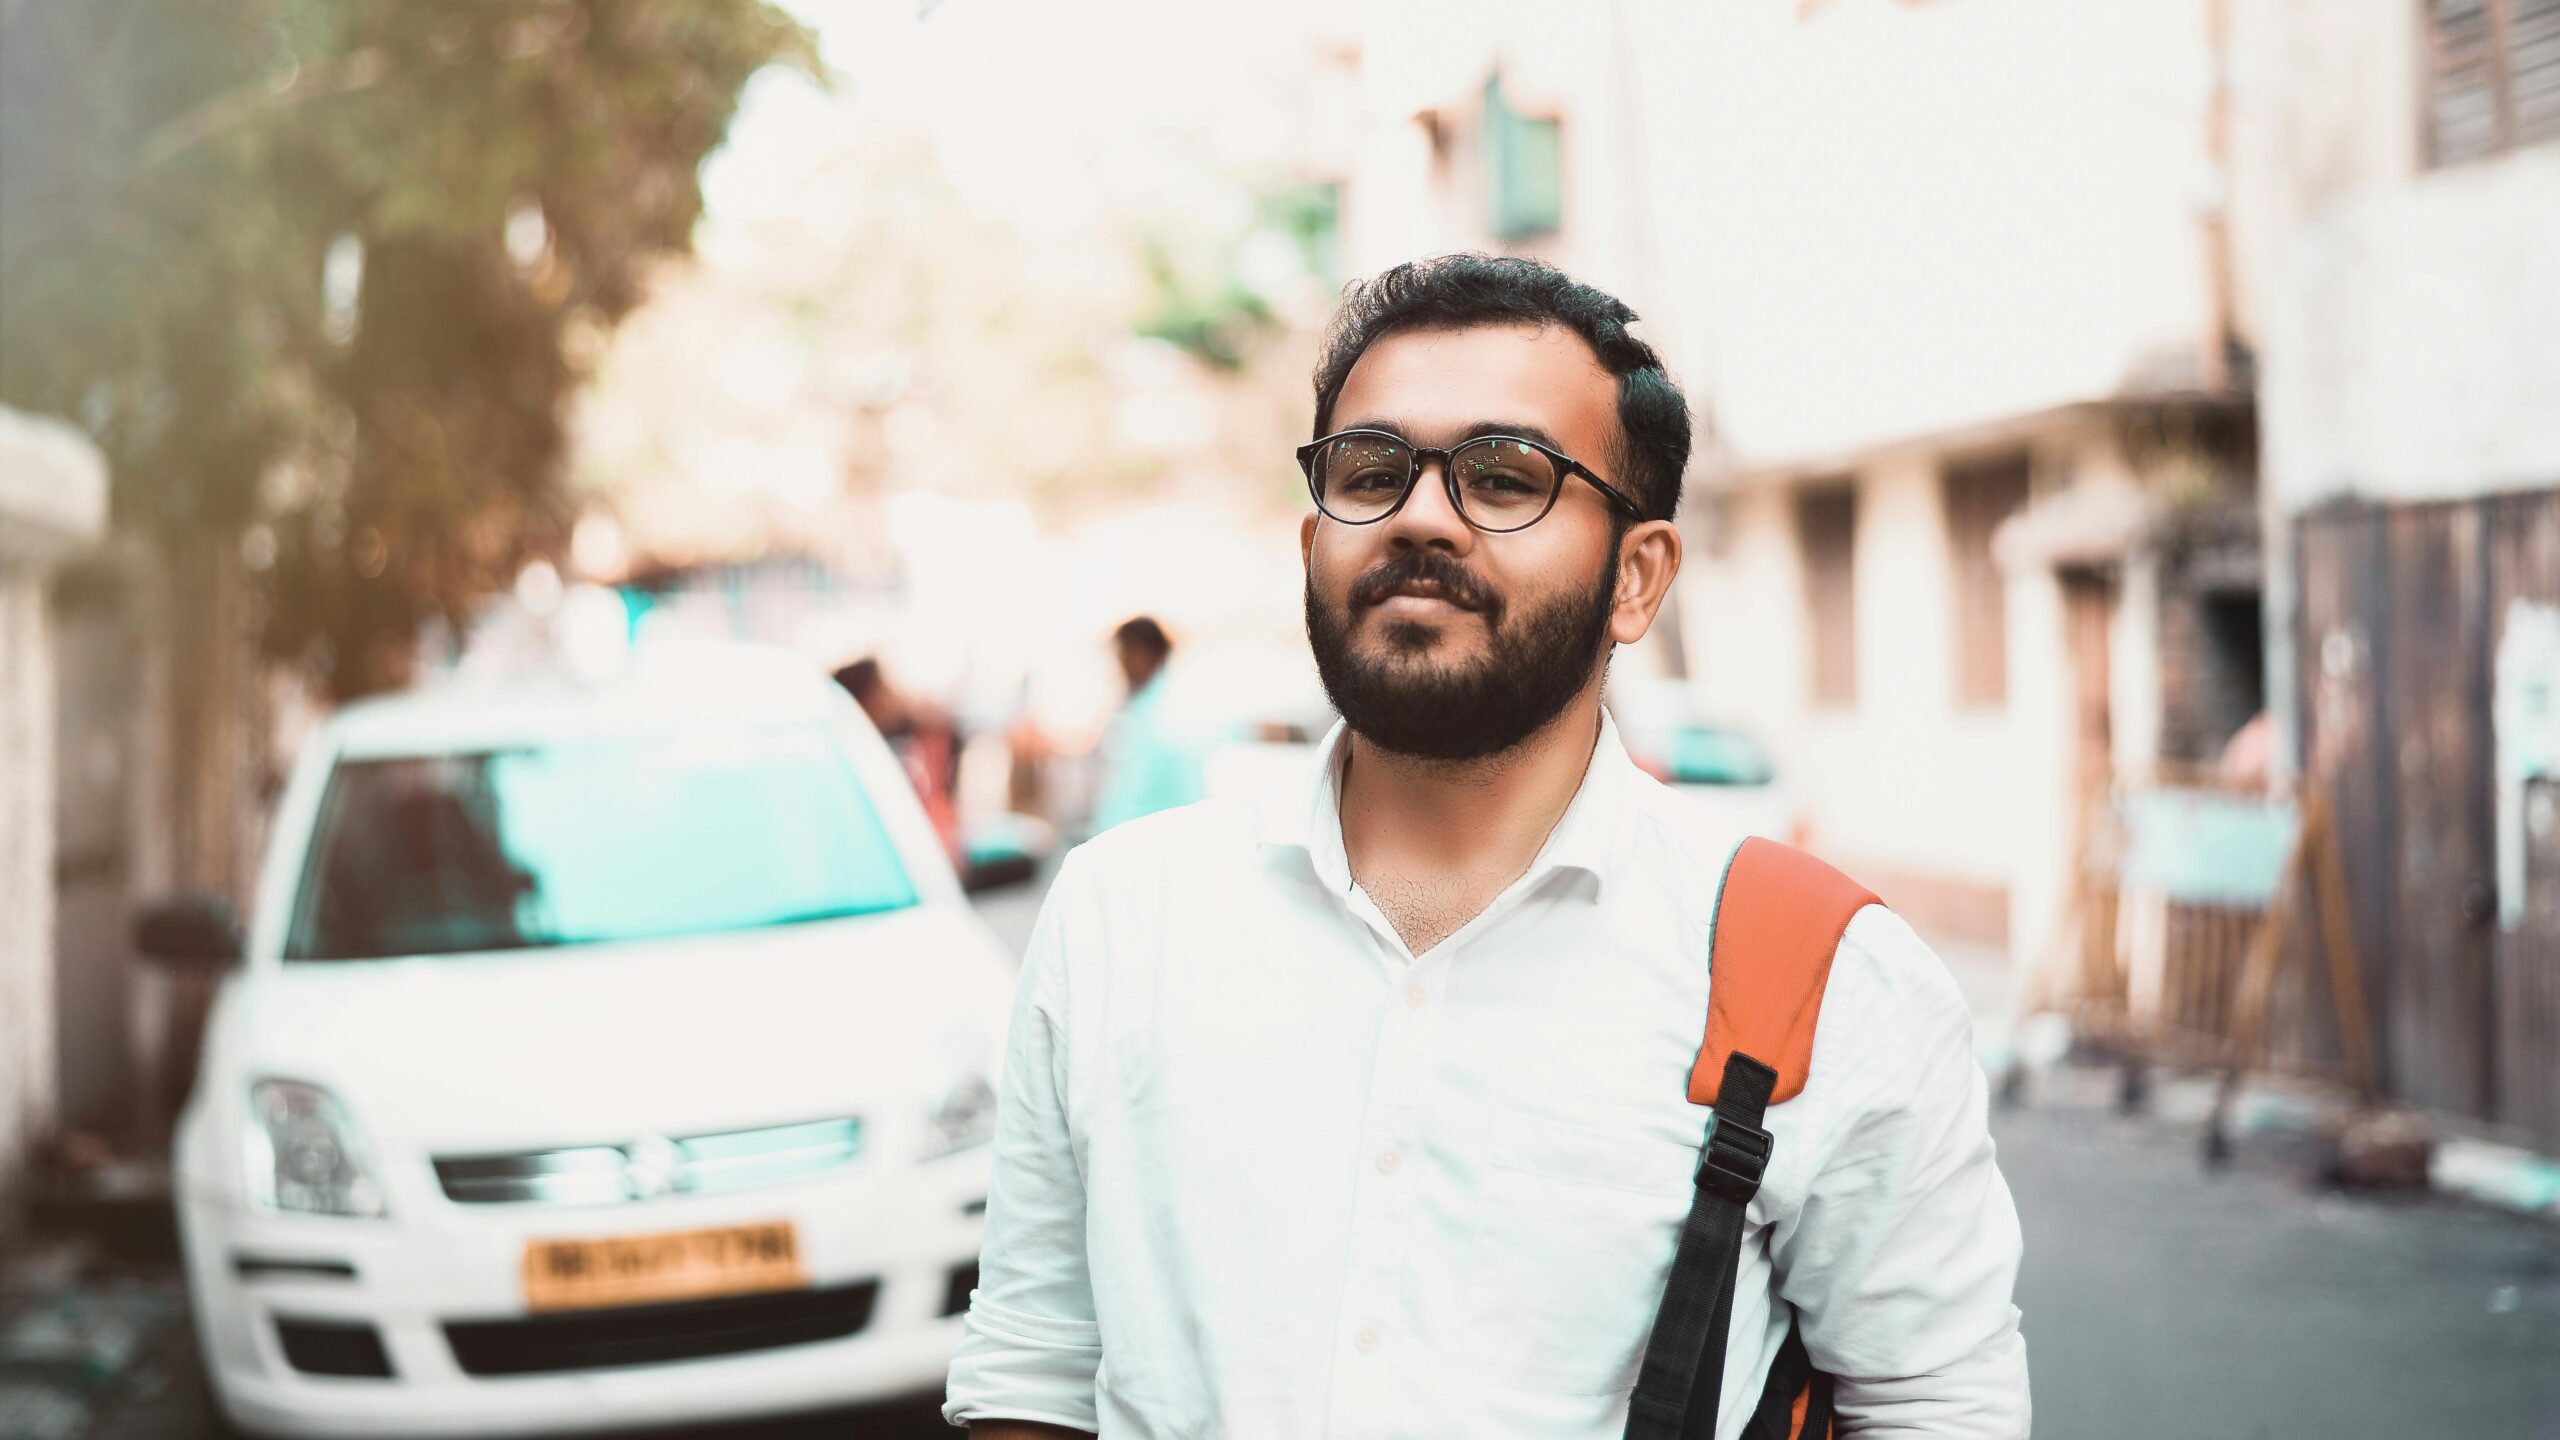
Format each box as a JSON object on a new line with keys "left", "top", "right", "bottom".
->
{"left": 138, "top": 649, "right": 1017, "bottom": 1438}
{"left": 1605, "top": 685, "right": 1799, "bottom": 846}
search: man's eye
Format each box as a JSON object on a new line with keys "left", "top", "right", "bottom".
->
{"left": 1341, "top": 469, "right": 1405, "bottom": 494}
{"left": 1464, "top": 471, "right": 1538, "bottom": 497}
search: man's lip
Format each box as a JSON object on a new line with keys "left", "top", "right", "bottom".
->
{"left": 1370, "top": 584, "right": 1471, "bottom": 610}
{"left": 1373, "top": 591, "right": 1471, "bottom": 616}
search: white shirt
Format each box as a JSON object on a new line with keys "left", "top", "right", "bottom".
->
{"left": 945, "top": 716, "right": 2029, "bottom": 1438}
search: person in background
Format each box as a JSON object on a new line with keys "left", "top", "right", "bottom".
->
{"left": 834, "top": 656, "right": 965, "bottom": 863}
{"left": 1086, "top": 616, "right": 1207, "bottom": 834}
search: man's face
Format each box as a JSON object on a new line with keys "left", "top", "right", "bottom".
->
{"left": 1302, "top": 324, "right": 1628, "bottom": 762}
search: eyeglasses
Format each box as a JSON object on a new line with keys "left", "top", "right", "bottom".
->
{"left": 1296, "top": 429, "right": 1644, "bottom": 534}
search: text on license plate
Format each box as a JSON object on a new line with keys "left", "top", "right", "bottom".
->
{"left": 520, "top": 1220, "right": 803, "bottom": 1313}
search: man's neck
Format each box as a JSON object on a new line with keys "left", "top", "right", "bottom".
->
{"left": 1337, "top": 683, "right": 1605, "bottom": 895}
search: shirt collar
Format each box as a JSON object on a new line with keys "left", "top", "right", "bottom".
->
{"left": 1258, "top": 709, "right": 1641, "bottom": 901}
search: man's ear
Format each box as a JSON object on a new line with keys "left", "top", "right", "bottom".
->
{"left": 1608, "top": 519, "right": 1683, "bottom": 647}
{"left": 1300, "top": 511, "right": 1319, "bottom": 570}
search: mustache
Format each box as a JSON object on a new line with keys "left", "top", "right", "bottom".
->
{"left": 1349, "top": 553, "right": 1498, "bottom": 615}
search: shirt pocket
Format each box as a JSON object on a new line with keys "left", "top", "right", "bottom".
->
{"left": 1461, "top": 1109, "right": 1698, "bottom": 1395}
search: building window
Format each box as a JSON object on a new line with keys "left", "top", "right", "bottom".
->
{"left": 2424, "top": 0, "right": 2560, "bottom": 167}
{"left": 1797, "top": 483, "right": 1858, "bottom": 708}
{"left": 1482, "top": 72, "right": 1563, "bottom": 241}
{"left": 1943, "top": 453, "right": 2031, "bottom": 708}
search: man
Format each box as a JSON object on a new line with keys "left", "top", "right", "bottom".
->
{"left": 1087, "top": 616, "right": 1208, "bottom": 834}
{"left": 946, "top": 256, "right": 2029, "bottom": 1437}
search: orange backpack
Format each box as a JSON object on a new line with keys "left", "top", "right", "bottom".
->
{"left": 1626, "top": 837, "right": 1880, "bottom": 1440}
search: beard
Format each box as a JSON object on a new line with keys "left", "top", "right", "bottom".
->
{"left": 1305, "top": 545, "right": 1619, "bottom": 763}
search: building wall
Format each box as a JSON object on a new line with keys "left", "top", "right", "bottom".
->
{"left": 1341, "top": 0, "right": 2255, "bottom": 964}
{"left": 1351, "top": 0, "right": 2231, "bottom": 471}
{"left": 2237, "top": 0, "right": 2560, "bottom": 774}
{"left": 1688, "top": 451, "right": 2045, "bottom": 949}
{"left": 0, "top": 407, "right": 110, "bottom": 1223}
{"left": 0, "top": 571, "right": 60, "bottom": 1217}
{"left": 2260, "top": 146, "right": 2560, "bottom": 513}
{"left": 1642, "top": 0, "right": 2226, "bottom": 466}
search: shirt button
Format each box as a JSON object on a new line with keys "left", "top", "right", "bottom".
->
{"left": 1403, "top": 982, "right": 1428, "bottom": 1009}
{"left": 1353, "top": 1324, "right": 1381, "bottom": 1353}
{"left": 1376, "top": 1148, "right": 1401, "bottom": 1174}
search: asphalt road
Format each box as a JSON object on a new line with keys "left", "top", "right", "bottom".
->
{"left": 1998, "top": 1094, "right": 2560, "bottom": 1440}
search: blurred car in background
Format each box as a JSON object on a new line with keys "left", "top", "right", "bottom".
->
{"left": 1606, "top": 680, "right": 1801, "bottom": 845}
{"left": 135, "top": 647, "right": 1016, "bottom": 1438}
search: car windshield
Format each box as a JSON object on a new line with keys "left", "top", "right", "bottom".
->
{"left": 284, "top": 723, "right": 918, "bottom": 961}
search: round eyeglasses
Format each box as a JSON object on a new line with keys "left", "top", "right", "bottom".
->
{"left": 1295, "top": 429, "right": 1643, "bottom": 533}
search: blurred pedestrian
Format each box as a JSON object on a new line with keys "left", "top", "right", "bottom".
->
{"left": 1085, "top": 616, "right": 1207, "bottom": 834}
{"left": 947, "top": 257, "right": 2028, "bottom": 1438}
{"left": 834, "top": 656, "right": 964, "bottom": 862}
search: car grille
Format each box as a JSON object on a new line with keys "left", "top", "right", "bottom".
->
{"left": 444, "top": 1282, "right": 878, "bottom": 1377}
{"left": 433, "top": 1117, "right": 863, "bottom": 1207}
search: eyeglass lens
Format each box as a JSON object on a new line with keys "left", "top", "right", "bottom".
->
{"left": 1310, "top": 435, "right": 1562, "bottom": 529}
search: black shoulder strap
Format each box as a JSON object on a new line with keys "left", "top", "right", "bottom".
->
{"left": 1625, "top": 1050, "right": 1777, "bottom": 1440}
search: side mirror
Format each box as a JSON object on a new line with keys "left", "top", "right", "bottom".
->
{"left": 134, "top": 895, "right": 243, "bottom": 969}
{"left": 962, "top": 852, "right": 1039, "bottom": 896}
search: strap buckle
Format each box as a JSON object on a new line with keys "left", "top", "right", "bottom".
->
{"left": 1695, "top": 1112, "right": 1773, "bottom": 1204}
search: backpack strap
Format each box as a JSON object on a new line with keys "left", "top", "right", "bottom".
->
{"left": 1628, "top": 838, "right": 1878, "bottom": 1440}
{"left": 1690, "top": 838, "right": 1880, "bottom": 1107}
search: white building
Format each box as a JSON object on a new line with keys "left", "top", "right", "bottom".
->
{"left": 1344, "top": 0, "right": 2260, "bottom": 962}
{"left": 2230, "top": 0, "right": 2560, "bottom": 1146}
{"left": 0, "top": 406, "right": 109, "bottom": 1223}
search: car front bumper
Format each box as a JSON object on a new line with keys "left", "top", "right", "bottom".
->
{"left": 181, "top": 1150, "right": 991, "bottom": 1439}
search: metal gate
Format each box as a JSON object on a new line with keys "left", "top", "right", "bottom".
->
{"left": 2296, "top": 488, "right": 2560, "bottom": 1150}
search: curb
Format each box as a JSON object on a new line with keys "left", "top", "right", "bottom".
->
{"left": 2431, "top": 1138, "right": 2560, "bottom": 1220}
{"left": 2011, "top": 1056, "right": 2560, "bottom": 1224}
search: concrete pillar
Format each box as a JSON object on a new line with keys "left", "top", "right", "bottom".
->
{"left": 0, "top": 408, "right": 110, "bottom": 1224}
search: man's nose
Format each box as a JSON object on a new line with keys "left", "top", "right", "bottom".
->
{"left": 1381, "top": 457, "right": 1474, "bottom": 550}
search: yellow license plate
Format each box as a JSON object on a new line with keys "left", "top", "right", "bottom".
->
{"left": 521, "top": 1220, "right": 804, "bottom": 1313}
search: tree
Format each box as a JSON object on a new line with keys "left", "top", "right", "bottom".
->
{"left": 0, "top": 0, "right": 814, "bottom": 695}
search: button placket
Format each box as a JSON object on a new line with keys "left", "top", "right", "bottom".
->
{"left": 1325, "top": 954, "right": 1441, "bottom": 1432}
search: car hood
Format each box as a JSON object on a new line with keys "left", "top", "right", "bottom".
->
{"left": 232, "top": 904, "right": 1016, "bottom": 1154}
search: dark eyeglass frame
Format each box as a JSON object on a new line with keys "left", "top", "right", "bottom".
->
{"left": 1295, "top": 428, "right": 1645, "bottom": 534}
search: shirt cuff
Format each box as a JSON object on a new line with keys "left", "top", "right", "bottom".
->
{"left": 942, "top": 1295, "right": 1104, "bottom": 1431}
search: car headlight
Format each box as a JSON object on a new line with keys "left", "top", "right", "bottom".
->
{"left": 245, "top": 1079, "right": 388, "bottom": 1218}
{"left": 921, "top": 1072, "right": 997, "bottom": 1160}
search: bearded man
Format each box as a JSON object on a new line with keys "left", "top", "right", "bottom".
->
{"left": 945, "top": 255, "right": 2029, "bottom": 1439}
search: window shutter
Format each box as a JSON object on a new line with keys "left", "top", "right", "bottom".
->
{"left": 2427, "top": 0, "right": 2506, "bottom": 166}
{"left": 1944, "top": 455, "right": 2031, "bottom": 709}
{"left": 2428, "top": 0, "right": 2560, "bottom": 164}
{"left": 2514, "top": 0, "right": 2560, "bottom": 146}
{"left": 1797, "top": 484, "right": 1859, "bottom": 709}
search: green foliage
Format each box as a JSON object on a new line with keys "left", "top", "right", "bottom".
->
{"left": 0, "top": 0, "right": 814, "bottom": 695}
{"left": 1134, "top": 238, "right": 1277, "bottom": 374}
{"left": 1132, "top": 184, "right": 1336, "bottom": 373}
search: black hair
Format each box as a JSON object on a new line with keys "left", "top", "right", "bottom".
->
{"left": 1311, "top": 254, "right": 1691, "bottom": 525}
{"left": 1113, "top": 616, "right": 1172, "bottom": 659}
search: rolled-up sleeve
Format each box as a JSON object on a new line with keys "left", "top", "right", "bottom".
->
{"left": 943, "top": 855, "right": 1103, "bottom": 1430}
{"left": 1771, "top": 916, "right": 2031, "bottom": 1437}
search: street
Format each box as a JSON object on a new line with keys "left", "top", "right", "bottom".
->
{"left": 2001, "top": 1093, "right": 2560, "bottom": 1439}
{"left": 51, "top": 879, "right": 2560, "bottom": 1440}
{"left": 72, "top": 1072, "right": 2560, "bottom": 1439}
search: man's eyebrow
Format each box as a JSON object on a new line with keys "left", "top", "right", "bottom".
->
{"left": 1333, "top": 417, "right": 1411, "bottom": 442}
{"left": 1332, "top": 418, "right": 1570, "bottom": 452}
{"left": 1456, "top": 420, "right": 1567, "bottom": 452}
